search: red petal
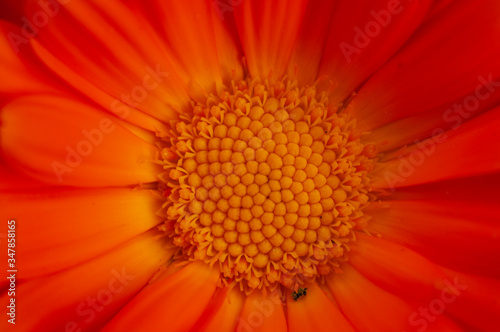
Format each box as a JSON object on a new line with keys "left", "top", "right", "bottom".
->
{"left": 350, "top": 232, "right": 447, "bottom": 301}
{"left": 366, "top": 199, "right": 500, "bottom": 277}
{"left": 385, "top": 172, "right": 500, "bottom": 204}
{"left": 327, "top": 265, "right": 425, "bottom": 331}
{"left": 352, "top": 0, "right": 500, "bottom": 148}
{"left": 372, "top": 106, "right": 500, "bottom": 188}
{"left": 439, "top": 267, "right": 500, "bottom": 332}
{"left": 424, "top": 0, "right": 457, "bottom": 21}
{"left": 319, "top": 0, "right": 434, "bottom": 104}
{"left": 0, "top": 1, "right": 24, "bottom": 23}
{"left": 349, "top": 234, "right": 465, "bottom": 331}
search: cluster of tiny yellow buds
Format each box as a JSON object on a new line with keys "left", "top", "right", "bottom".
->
{"left": 156, "top": 78, "right": 377, "bottom": 294}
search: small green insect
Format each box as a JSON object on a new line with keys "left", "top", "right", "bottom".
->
{"left": 291, "top": 287, "right": 308, "bottom": 301}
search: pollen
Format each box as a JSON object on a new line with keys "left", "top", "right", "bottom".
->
{"left": 157, "top": 78, "right": 377, "bottom": 293}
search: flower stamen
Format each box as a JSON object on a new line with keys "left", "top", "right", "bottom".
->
{"left": 157, "top": 77, "right": 377, "bottom": 294}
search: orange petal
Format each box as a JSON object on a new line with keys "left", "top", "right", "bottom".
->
{"left": 349, "top": 249, "right": 462, "bottom": 331}
{"left": 327, "top": 265, "right": 419, "bottom": 331}
{"left": 102, "top": 262, "right": 219, "bottom": 331}
{"left": 0, "top": 159, "right": 47, "bottom": 190}
{"left": 0, "top": 21, "right": 61, "bottom": 99}
{"left": 233, "top": 0, "right": 308, "bottom": 79}
{"left": 0, "top": 187, "right": 162, "bottom": 279}
{"left": 286, "top": 1, "right": 336, "bottom": 86}
{"left": 319, "top": 0, "right": 434, "bottom": 104}
{"left": 193, "top": 287, "right": 245, "bottom": 332}
{"left": 1, "top": 94, "right": 160, "bottom": 186}
{"left": 372, "top": 106, "right": 500, "bottom": 189}
{"left": 366, "top": 199, "right": 500, "bottom": 277}
{"left": 138, "top": 0, "right": 226, "bottom": 93}
{"left": 287, "top": 283, "right": 355, "bottom": 332}
{"left": 26, "top": 0, "right": 190, "bottom": 125}
{"left": 236, "top": 290, "right": 287, "bottom": 332}
{"left": 31, "top": 39, "right": 170, "bottom": 132}
{"left": 0, "top": 230, "right": 172, "bottom": 332}
{"left": 210, "top": 6, "right": 244, "bottom": 83}
{"left": 350, "top": 232, "right": 447, "bottom": 301}
{"left": 351, "top": 0, "right": 500, "bottom": 146}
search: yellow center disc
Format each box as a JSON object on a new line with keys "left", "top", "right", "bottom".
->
{"left": 158, "top": 78, "right": 377, "bottom": 293}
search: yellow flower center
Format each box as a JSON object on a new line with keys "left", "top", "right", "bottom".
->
{"left": 157, "top": 78, "right": 376, "bottom": 293}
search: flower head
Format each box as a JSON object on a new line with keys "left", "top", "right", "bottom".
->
{"left": 1, "top": 0, "right": 499, "bottom": 331}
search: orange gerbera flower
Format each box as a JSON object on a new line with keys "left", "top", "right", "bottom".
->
{"left": 1, "top": 0, "right": 499, "bottom": 331}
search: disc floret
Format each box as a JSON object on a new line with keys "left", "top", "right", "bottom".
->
{"left": 157, "top": 78, "right": 376, "bottom": 293}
